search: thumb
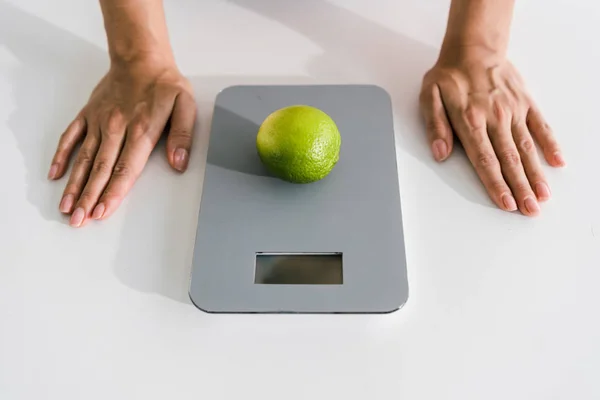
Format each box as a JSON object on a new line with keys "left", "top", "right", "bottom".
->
{"left": 166, "top": 91, "right": 197, "bottom": 172}
{"left": 419, "top": 83, "right": 454, "bottom": 162}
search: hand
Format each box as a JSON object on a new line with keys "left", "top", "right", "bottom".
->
{"left": 419, "top": 49, "right": 565, "bottom": 216}
{"left": 48, "top": 61, "right": 196, "bottom": 227}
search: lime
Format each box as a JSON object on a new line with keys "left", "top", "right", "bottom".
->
{"left": 256, "top": 105, "right": 341, "bottom": 183}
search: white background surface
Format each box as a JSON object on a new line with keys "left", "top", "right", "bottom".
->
{"left": 1, "top": 0, "right": 599, "bottom": 399}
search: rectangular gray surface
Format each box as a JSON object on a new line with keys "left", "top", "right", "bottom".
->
{"left": 189, "top": 84, "right": 408, "bottom": 313}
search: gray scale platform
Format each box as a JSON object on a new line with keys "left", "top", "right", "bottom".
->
{"left": 189, "top": 84, "right": 408, "bottom": 314}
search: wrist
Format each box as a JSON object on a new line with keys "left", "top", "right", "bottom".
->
{"left": 100, "top": 0, "right": 175, "bottom": 70}
{"left": 439, "top": 0, "right": 514, "bottom": 67}
{"left": 437, "top": 39, "right": 506, "bottom": 67}
{"left": 109, "top": 47, "right": 176, "bottom": 71}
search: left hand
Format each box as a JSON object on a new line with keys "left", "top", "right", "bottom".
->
{"left": 419, "top": 48, "right": 565, "bottom": 216}
{"left": 48, "top": 60, "right": 196, "bottom": 227}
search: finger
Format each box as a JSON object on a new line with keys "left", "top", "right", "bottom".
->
{"left": 451, "top": 107, "right": 517, "bottom": 212}
{"left": 488, "top": 120, "right": 540, "bottom": 217}
{"left": 419, "top": 83, "right": 454, "bottom": 162}
{"left": 59, "top": 126, "right": 100, "bottom": 219}
{"left": 49, "top": 113, "right": 86, "bottom": 180}
{"left": 526, "top": 107, "right": 565, "bottom": 167}
{"left": 166, "top": 91, "right": 197, "bottom": 172}
{"left": 513, "top": 122, "right": 552, "bottom": 202}
{"left": 73, "top": 112, "right": 127, "bottom": 223}
{"left": 92, "top": 94, "right": 178, "bottom": 220}
{"left": 437, "top": 81, "right": 518, "bottom": 211}
{"left": 93, "top": 128, "right": 155, "bottom": 220}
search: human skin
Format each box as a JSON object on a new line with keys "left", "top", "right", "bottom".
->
{"left": 47, "top": 0, "right": 195, "bottom": 227}
{"left": 419, "top": 0, "right": 565, "bottom": 216}
{"left": 49, "top": 0, "right": 564, "bottom": 227}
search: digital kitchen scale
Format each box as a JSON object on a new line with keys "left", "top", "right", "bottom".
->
{"left": 188, "top": 84, "right": 408, "bottom": 314}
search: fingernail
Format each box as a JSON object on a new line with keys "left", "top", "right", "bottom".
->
{"left": 59, "top": 194, "right": 74, "bottom": 213}
{"left": 69, "top": 207, "right": 85, "bottom": 227}
{"left": 92, "top": 203, "right": 105, "bottom": 220}
{"left": 502, "top": 193, "right": 518, "bottom": 211}
{"left": 535, "top": 182, "right": 552, "bottom": 201}
{"left": 48, "top": 163, "right": 58, "bottom": 180}
{"left": 524, "top": 196, "right": 540, "bottom": 215}
{"left": 553, "top": 152, "right": 566, "bottom": 166}
{"left": 432, "top": 139, "right": 448, "bottom": 162}
{"left": 174, "top": 148, "right": 189, "bottom": 171}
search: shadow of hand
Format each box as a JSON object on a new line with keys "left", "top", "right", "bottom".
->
{"left": 0, "top": 0, "right": 494, "bottom": 306}
{"left": 230, "top": 0, "right": 494, "bottom": 208}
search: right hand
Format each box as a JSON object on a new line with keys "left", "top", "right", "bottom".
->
{"left": 419, "top": 49, "right": 565, "bottom": 216}
{"left": 48, "top": 60, "right": 197, "bottom": 227}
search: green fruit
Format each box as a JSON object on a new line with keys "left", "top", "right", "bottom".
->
{"left": 256, "top": 105, "right": 341, "bottom": 183}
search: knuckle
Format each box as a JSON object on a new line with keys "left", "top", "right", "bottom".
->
{"left": 476, "top": 151, "right": 499, "bottom": 170}
{"left": 547, "top": 142, "right": 560, "bottom": 153}
{"left": 92, "top": 159, "right": 112, "bottom": 175}
{"left": 64, "top": 183, "right": 81, "bottom": 196}
{"left": 519, "top": 138, "right": 536, "bottom": 154}
{"left": 107, "top": 108, "right": 124, "bottom": 124}
{"left": 133, "top": 101, "right": 150, "bottom": 116}
{"left": 103, "top": 109, "right": 125, "bottom": 137}
{"left": 129, "top": 120, "right": 149, "bottom": 140}
{"left": 535, "top": 122, "right": 553, "bottom": 137}
{"left": 489, "top": 180, "right": 509, "bottom": 195}
{"left": 169, "top": 127, "right": 192, "bottom": 140}
{"left": 52, "top": 154, "right": 66, "bottom": 165}
{"left": 531, "top": 115, "right": 553, "bottom": 133}
{"left": 426, "top": 118, "right": 448, "bottom": 138}
{"left": 56, "top": 138, "right": 70, "bottom": 154}
{"left": 100, "top": 190, "right": 118, "bottom": 201}
{"left": 498, "top": 149, "right": 521, "bottom": 166}
{"left": 531, "top": 175, "right": 546, "bottom": 186}
{"left": 514, "top": 182, "right": 533, "bottom": 195}
{"left": 73, "top": 149, "right": 94, "bottom": 167}
{"left": 78, "top": 190, "right": 96, "bottom": 203}
{"left": 112, "top": 162, "right": 132, "bottom": 178}
{"left": 58, "top": 119, "right": 81, "bottom": 148}
{"left": 526, "top": 110, "right": 550, "bottom": 131}
{"left": 101, "top": 187, "right": 123, "bottom": 203}
{"left": 462, "top": 106, "right": 485, "bottom": 132}
{"left": 58, "top": 130, "right": 69, "bottom": 143}
{"left": 68, "top": 116, "right": 84, "bottom": 134}
{"left": 129, "top": 120, "right": 157, "bottom": 151}
{"left": 492, "top": 100, "right": 505, "bottom": 121}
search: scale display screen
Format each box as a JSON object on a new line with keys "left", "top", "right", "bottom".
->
{"left": 254, "top": 253, "right": 343, "bottom": 285}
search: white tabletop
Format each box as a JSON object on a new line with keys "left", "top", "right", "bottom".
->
{"left": 1, "top": 0, "right": 599, "bottom": 398}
